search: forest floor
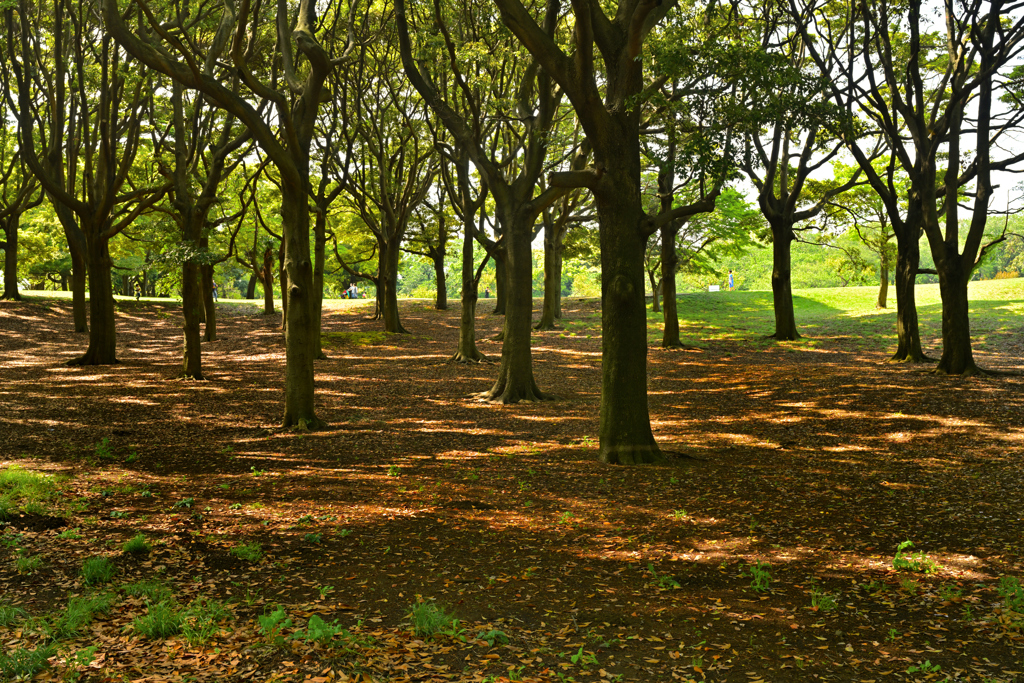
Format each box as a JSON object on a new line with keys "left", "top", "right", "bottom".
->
{"left": 1, "top": 290, "right": 1023, "bottom": 683}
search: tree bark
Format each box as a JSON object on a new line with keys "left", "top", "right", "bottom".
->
{"left": 934, "top": 247, "right": 978, "bottom": 375}
{"left": 201, "top": 262, "right": 217, "bottom": 342}
{"left": 181, "top": 260, "right": 204, "bottom": 379}
{"left": 280, "top": 182, "right": 324, "bottom": 430}
{"left": 877, "top": 258, "right": 889, "bottom": 309}
{"left": 660, "top": 223, "right": 684, "bottom": 347}
{"left": 535, "top": 221, "right": 564, "bottom": 330}
{"left": 312, "top": 211, "right": 328, "bottom": 359}
{"left": 769, "top": 224, "right": 800, "bottom": 341}
{"left": 597, "top": 169, "right": 661, "bottom": 464}
{"left": 492, "top": 250, "right": 507, "bottom": 315}
{"left": 378, "top": 237, "right": 408, "bottom": 334}
{"left": 261, "top": 247, "right": 276, "bottom": 315}
{"left": 890, "top": 236, "right": 929, "bottom": 362}
{"left": 69, "top": 227, "right": 117, "bottom": 365}
{"left": 1, "top": 216, "right": 19, "bottom": 300}
{"left": 479, "top": 206, "right": 547, "bottom": 402}
{"left": 246, "top": 274, "right": 257, "bottom": 299}
{"left": 432, "top": 250, "right": 448, "bottom": 311}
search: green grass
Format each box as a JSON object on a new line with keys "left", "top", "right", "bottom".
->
{"left": 408, "top": 600, "right": 460, "bottom": 637}
{"left": 0, "top": 466, "right": 58, "bottom": 519}
{"left": 0, "top": 644, "right": 56, "bottom": 679}
{"left": 642, "top": 278, "right": 1024, "bottom": 351}
{"left": 50, "top": 593, "right": 116, "bottom": 638}
{"left": 323, "top": 331, "right": 389, "bottom": 347}
{"left": 122, "top": 580, "right": 173, "bottom": 604}
{"left": 0, "top": 603, "right": 25, "bottom": 626}
{"left": 229, "top": 542, "right": 263, "bottom": 562}
{"left": 81, "top": 556, "right": 117, "bottom": 585}
{"left": 123, "top": 533, "right": 152, "bottom": 555}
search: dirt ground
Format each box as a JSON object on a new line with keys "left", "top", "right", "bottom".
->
{"left": 1, "top": 295, "right": 1023, "bottom": 683}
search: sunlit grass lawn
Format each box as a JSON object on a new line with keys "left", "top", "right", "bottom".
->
{"left": 643, "top": 277, "right": 1024, "bottom": 351}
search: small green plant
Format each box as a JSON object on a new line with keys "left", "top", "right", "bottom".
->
{"left": 302, "top": 614, "right": 343, "bottom": 643}
{"left": 408, "top": 600, "right": 458, "bottom": 637}
{"left": 887, "top": 627, "right": 900, "bottom": 642}
{"left": 893, "top": 540, "right": 939, "bottom": 573}
{"left": 317, "top": 584, "right": 335, "bottom": 599}
{"left": 906, "top": 660, "right": 941, "bottom": 675}
{"left": 997, "top": 576, "right": 1024, "bottom": 612}
{"left": 303, "top": 532, "right": 323, "bottom": 545}
{"left": 743, "top": 562, "right": 772, "bottom": 593}
{"left": 810, "top": 587, "right": 838, "bottom": 611}
{"left": 81, "top": 556, "right": 116, "bottom": 585}
{"left": 229, "top": 503, "right": 242, "bottom": 510}
{"left": 900, "top": 577, "right": 920, "bottom": 594}
{"left": 0, "top": 603, "right": 25, "bottom": 626}
{"left": 297, "top": 514, "right": 315, "bottom": 525}
{"left": 123, "top": 580, "right": 173, "bottom": 604}
{"left": 938, "top": 585, "right": 964, "bottom": 602}
{"left": 0, "top": 644, "right": 56, "bottom": 679}
{"left": 173, "top": 497, "right": 195, "bottom": 509}
{"left": 94, "top": 438, "right": 115, "bottom": 461}
{"left": 109, "top": 510, "right": 129, "bottom": 519}
{"left": 647, "top": 563, "right": 681, "bottom": 590}
{"left": 476, "top": 628, "right": 509, "bottom": 646}
{"left": 0, "top": 466, "right": 57, "bottom": 519}
{"left": 50, "top": 593, "right": 115, "bottom": 638}
{"left": 339, "top": 528, "right": 352, "bottom": 538}
{"left": 258, "top": 605, "right": 293, "bottom": 642}
{"left": 230, "top": 542, "right": 263, "bottom": 562}
{"left": 387, "top": 465, "right": 401, "bottom": 476}
{"left": 133, "top": 600, "right": 182, "bottom": 638}
{"left": 558, "top": 511, "right": 574, "bottom": 525}
{"left": 180, "top": 597, "right": 232, "bottom": 644}
{"left": 125, "top": 451, "right": 139, "bottom": 463}
{"left": 569, "top": 647, "right": 599, "bottom": 667}
{"left": 15, "top": 554, "right": 44, "bottom": 573}
{"left": 250, "top": 466, "right": 267, "bottom": 477}
{"left": 672, "top": 509, "right": 687, "bottom": 519}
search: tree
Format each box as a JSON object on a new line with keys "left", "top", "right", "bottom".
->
{"left": 103, "top": 0, "right": 360, "bottom": 427}
{"left": 0, "top": 118, "right": 42, "bottom": 300}
{"left": 793, "top": 0, "right": 1024, "bottom": 372}
{"left": 396, "top": 0, "right": 578, "bottom": 403}
{"left": 7, "top": 0, "right": 170, "bottom": 363}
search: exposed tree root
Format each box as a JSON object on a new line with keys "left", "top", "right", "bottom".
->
{"left": 887, "top": 352, "right": 936, "bottom": 364}
{"left": 660, "top": 341, "right": 702, "bottom": 351}
{"left": 450, "top": 351, "right": 489, "bottom": 364}
{"left": 600, "top": 444, "right": 665, "bottom": 465}
{"left": 281, "top": 415, "right": 328, "bottom": 431}
{"left": 534, "top": 320, "right": 557, "bottom": 331}
{"left": 766, "top": 332, "right": 801, "bottom": 341}
{"left": 475, "top": 384, "right": 554, "bottom": 404}
{"left": 67, "top": 353, "right": 119, "bottom": 367}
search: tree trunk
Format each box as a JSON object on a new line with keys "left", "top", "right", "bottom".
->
{"left": 181, "top": 260, "right": 204, "bottom": 379}
{"left": 648, "top": 271, "right": 661, "bottom": 313}
{"left": 246, "top": 274, "right": 257, "bottom": 299}
{"left": 596, "top": 171, "right": 661, "bottom": 464}
{"left": 279, "top": 182, "right": 324, "bottom": 429}
{"left": 535, "top": 222, "right": 563, "bottom": 330}
{"left": 890, "top": 237, "right": 929, "bottom": 362}
{"left": 70, "top": 229, "right": 117, "bottom": 365}
{"left": 201, "top": 263, "right": 217, "bottom": 341}
{"left": 69, "top": 243, "right": 88, "bottom": 333}
{"left": 453, "top": 221, "right": 486, "bottom": 362}
{"left": 1, "top": 216, "right": 20, "bottom": 300}
{"left": 479, "top": 205, "right": 548, "bottom": 402}
{"left": 877, "top": 259, "right": 889, "bottom": 309}
{"left": 934, "top": 256, "right": 978, "bottom": 375}
{"left": 769, "top": 225, "right": 800, "bottom": 341}
{"left": 312, "top": 212, "right": 327, "bottom": 359}
{"left": 433, "top": 251, "right": 447, "bottom": 311}
{"left": 379, "top": 238, "right": 408, "bottom": 334}
{"left": 661, "top": 224, "right": 684, "bottom": 347}
{"left": 261, "top": 247, "right": 276, "bottom": 315}
{"left": 492, "top": 250, "right": 507, "bottom": 315}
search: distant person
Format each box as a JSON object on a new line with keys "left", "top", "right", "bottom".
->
{"left": 728, "top": 269, "right": 735, "bottom": 290}
{"left": 134, "top": 279, "right": 141, "bottom": 301}
{"left": 212, "top": 280, "right": 219, "bottom": 301}
{"left": 484, "top": 287, "right": 490, "bottom": 298}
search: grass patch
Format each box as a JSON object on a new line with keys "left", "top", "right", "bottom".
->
{"left": 0, "top": 466, "right": 58, "bottom": 519}
{"left": 0, "top": 644, "right": 56, "bottom": 679}
{"left": 408, "top": 600, "right": 460, "bottom": 638}
{"left": 15, "top": 554, "right": 44, "bottom": 574}
{"left": 230, "top": 542, "right": 263, "bottom": 563}
{"left": 50, "top": 593, "right": 115, "bottom": 638}
{"left": 123, "top": 533, "right": 152, "bottom": 555}
{"left": 122, "top": 580, "right": 173, "bottom": 604}
{"left": 323, "top": 331, "right": 389, "bottom": 347}
{"left": 0, "top": 602, "right": 26, "bottom": 626}
{"left": 81, "top": 556, "right": 117, "bottom": 585}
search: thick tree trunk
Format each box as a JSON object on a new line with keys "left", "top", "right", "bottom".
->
{"left": 279, "top": 183, "right": 324, "bottom": 430}
{"left": 70, "top": 229, "right": 117, "bottom": 365}
{"left": 769, "top": 226, "right": 800, "bottom": 341}
{"left": 69, "top": 244, "right": 88, "bottom": 332}
{"left": 433, "top": 252, "right": 447, "bottom": 311}
{"left": 935, "top": 257, "right": 978, "bottom": 375}
{"left": 201, "top": 262, "right": 217, "bottom": 341}
{"left": 596, "top": 174, "right": 661, "bottom": 464}
{"left": 535, "top": 224, "right": 563, "bottom": 330}
{"left": 246, "top": 274, "right": 257, "bottom": 299}
{"left": 877, "top": 259, "right": 889, "bottom": 309}
{"left": 2, "top": 217, "right": 20, "bottom": 300}
{"left": 492, "top": 250, "right": 507, "bottom": 316}
{"left": 181, "top": 260, "right": 204, "bottom": 379}
{"left": 379, "top": 238, "right": 408, "bottom": 334}
{"left": 891, "top": 237, "right": 929, "bottom": 362}
{"left": 480, "top": 206, "right": 548, "bottom": 402}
